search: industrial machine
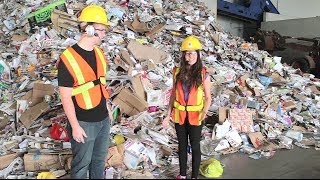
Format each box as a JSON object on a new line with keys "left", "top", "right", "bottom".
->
{"left": 217, "top": 0, "right": 279, "bottom": 22}
{"left": 252, "top": 29, "right": 320, "bottom": 77}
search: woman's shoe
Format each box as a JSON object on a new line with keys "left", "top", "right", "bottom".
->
{"left": 176, "top": 175, "right": 187, "bottom": 179}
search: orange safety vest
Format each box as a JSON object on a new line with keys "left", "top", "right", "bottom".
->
{"left": 59, "top": 46, "right": 109, "bottom": 110}
{"left": 172, "top": 67, "right": 206, "bottom": 126}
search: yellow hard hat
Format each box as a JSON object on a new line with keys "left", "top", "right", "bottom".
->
{"left": 37, "top": 172, "right": 56, "bottom": 179}
{"left": 199, "top": 158, "right": 223, "bottom": 178}
{"left": 78, "top": 5, "right": 109, "bottom": 26}
{"left": 181, "top": 36, "right": 202, "bottom": 51}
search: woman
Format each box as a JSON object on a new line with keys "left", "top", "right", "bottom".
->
{"left": 163, "top": 35, "right": 212, "bottom": 179}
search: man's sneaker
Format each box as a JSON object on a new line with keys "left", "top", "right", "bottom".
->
{"left": 176, "top": 175, "right": 187, "bottom": 179}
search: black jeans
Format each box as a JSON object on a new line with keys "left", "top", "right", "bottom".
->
{"left": 175, "top": 120, "right": 203, "bottom": 178}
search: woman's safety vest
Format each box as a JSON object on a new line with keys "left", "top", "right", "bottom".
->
{"left": 59, "top": 46, "right": 109, "bottom": 110}
{"left": 172, "top": 67, "right": 206, "bottom": 126}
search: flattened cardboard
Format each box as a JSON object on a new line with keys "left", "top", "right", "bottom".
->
{"left": 0, "top": 153, "right": 19, "bottom": 170}
{"left": 206, "top": 67, "right": 216, "bottom": 75}
{"left": 238, "top": 73, "right": 250, "bottom": 84}
{"left": 119, "top": 50, "right": 134, "bottom": 66}
{"left": 20, "top": 101, "right": 50, "bottom": 128}
{"left": 20, "top": 90, "right": 32, "bottom": 104}
{"left": 218, "top": 107, "right": 229, "bottom": 124}
{"left": 283, "top": 101, "right": 296, "bottom": 110}
{"left": 309, "top": 85, "right": 320, "bottom": 95}
{"left": 248, "top": 132, "right": 277, "bottom": 151}
{"left": 114, "top": 57, "right": 130, "bottom": 71}
{"left": 145, "top": 23, "right": 166, "bottom": 39}
{"left": 270, "top": 72, "right": 286, "bottom": 83}
{"left": 127, "top": 40, "right": 167, "bottom": 64}
{"left": 248, "top": 132, "right": 266, "bottom": 148}
{"left": 105, "top": 144, "right": 124, "bottom": 167}
{"left": 33, "top": 82, "right": 55, "bottom": 97}
{"left": 129, "top": 15, "right": 149, "bottom": 33}
{"left": 11, "top": 35, "right": 28, "bottom": 42}
{"left": 132, "top": 75, "right": 146, "bottom": 101}
{"left": 20, "top": 83, "right": 54, "bottom": 107}
{"left": 208, "top": 31, "right": 220, "bottom": 45}
{"left": 0, "top": 112, "right": 9, "bottom": 130}
{"left": 140, "top": 59, "right": 156, "bottom": 70}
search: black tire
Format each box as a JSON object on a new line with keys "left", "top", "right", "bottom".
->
{"left": 291, "top": 58, "right": 310, "bottom": 73}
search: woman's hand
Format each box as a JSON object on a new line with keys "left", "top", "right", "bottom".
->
{"left": 162, "top": 116, "right": 171, "bottom": 128}
{"left": 201, "top": 111, "right": 207, "bottom": 121}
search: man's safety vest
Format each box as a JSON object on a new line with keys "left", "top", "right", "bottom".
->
{"left": 172, "top": 67, "right": 206, "bottom": 126}
{"left": 59, "top": 46, "right": 109, "bottom": 110}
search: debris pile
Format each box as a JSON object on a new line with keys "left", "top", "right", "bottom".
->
{"left": 0, "top": 0, "right": 319, "bottom": 178}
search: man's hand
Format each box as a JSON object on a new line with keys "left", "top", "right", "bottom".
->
{"left": 106, "top": 100, "right": 113, "bottom": 125}
{"left": 72, "top": 125, "right": 87, "bottom": 143}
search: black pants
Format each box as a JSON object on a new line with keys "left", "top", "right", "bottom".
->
{"left": 175, "top": 120, "right": 203, "bottom": 178}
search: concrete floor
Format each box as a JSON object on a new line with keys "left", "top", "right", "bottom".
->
{"left": 206, "top": 147, "right": 320, "bottom": 179}
{"left": 60, "top": 147, "right": 320, "bottom": 179}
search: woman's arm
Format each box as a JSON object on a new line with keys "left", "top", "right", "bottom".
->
{"left": 201, "top": 75, "right": 212, "bottom": 120}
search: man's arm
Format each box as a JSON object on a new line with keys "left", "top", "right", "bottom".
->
{"left": 59, "top": 86, "right": 87, "bottom": 143}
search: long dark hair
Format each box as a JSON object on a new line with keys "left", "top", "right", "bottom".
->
{"left": 176, "top": 50, "right": 203, "bottom": 90}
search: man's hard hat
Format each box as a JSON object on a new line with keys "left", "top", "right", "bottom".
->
{"left": 181, "top": 36, "right": 202, "bottom": 51}
{"left": 78, "top": 5, "right": 109, "bottom": 26}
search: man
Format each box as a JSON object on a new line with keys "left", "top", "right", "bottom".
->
{"left": 57, "top": 5, "right": 110, "bottom": 179}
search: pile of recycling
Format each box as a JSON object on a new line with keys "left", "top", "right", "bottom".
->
{"left": 0, "top": 0, "right": 320, "bottom": 179}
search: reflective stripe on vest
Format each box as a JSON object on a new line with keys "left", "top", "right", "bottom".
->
{"left": 63, "top": 49, "right": 93, "bottom": 109}
{"left": 95, "top": 47, "right": 107, "bottom": 73}
{"left": 173, "top": 100, "right": 203, "bottom": 111}
{"left": 72, "top": 77, "right": 106, "bottom": 96}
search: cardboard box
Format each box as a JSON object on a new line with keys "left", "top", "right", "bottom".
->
{"left": 228, "top": 108, "right": 254, "bottom": 133}
{"left": 113, "top": 88, "right": 148, "bottom": 116}
{"left": 24, "top": 153, "right": 72, "bottom": 171}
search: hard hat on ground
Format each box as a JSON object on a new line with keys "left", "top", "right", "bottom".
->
{"left": 181, "top": 36, "right": 202, "bottom": 51}
{"left": 37, "top": 172, "right": 56, "bottom": 179}
{"left": 199, "top": 158, "right": 223, "bottom": 178}
{"left": 78, "top": 5, "right": 109, "bottom": 26}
